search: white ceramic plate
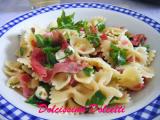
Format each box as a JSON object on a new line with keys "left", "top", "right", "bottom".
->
{"left": 0, "top": 3, "right": 159, "bottom": 120}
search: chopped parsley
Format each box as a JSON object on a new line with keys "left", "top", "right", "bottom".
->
{"left": 110, "top": 43, "right": 127, "bottom": 65}
{"left": 25, "top": 82, "right": 52, "bottom": 106}
{"left": 83, "top": 67, "right": 95, "bottom": 76}
{"left": 86, "top": 90, "right": 106, "bottom": 106}
{"left": 57, "top": 10, "right": 75, "bottom": 29}
{"left": 26, "top": 95, "right": 49, "bottom": 106}
{"left": 86, "top": 34, "right": 100, "bottom": 48}
{"left": 45, "top": 52, "right": 57, "bottom": 68}
{"left": 74, "top": 20, "right": 89, "bottom": 32}
{"left": 109, "top": 97, "right": 119, "bottom": 105}
{"left": 39, "top": 82, "right": 52, "bottom": 93}
{"left": 43, "top": 46, "right": 60, "bottom": 53}
{"left": 97, "top": 22, "right": 105, "bottom": 32}
{"left": 64, "top": 48, "right": 73, "bottom": 56}
{"left": 35, "top": 34, "right": 52, "bottom": 48}
{"left": 42, "top": 46, "right": 58, "bottom": 68}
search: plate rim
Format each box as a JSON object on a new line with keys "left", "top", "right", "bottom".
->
{"left": 0, "top": 2, "right": 159, "bottom": 120}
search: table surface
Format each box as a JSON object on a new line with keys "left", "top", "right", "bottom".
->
{"left": 0, "top": 0, "right": 160, "bottom": 120}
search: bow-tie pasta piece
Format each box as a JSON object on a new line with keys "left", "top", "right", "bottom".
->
{"left": 52, "top": 73, "right": 71, "bottom": 90}
{"left": 70, "top": 37, "right": 95, "bottom": 55}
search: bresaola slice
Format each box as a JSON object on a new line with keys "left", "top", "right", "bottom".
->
{"left": 44, "top": 30, "right": 69, "bottom": 49}
{"left": 131, "top": 34, "right": 146, "bottom": 46}
{"left": 19, "top": 73, "right": 33, "bottom": 98}
{"left": 42, "top": 61, "right": 86, "bottom": 82}
{"left": 31, "top": 47, "right": 86, "bottom": 83}
{"left": 31, "top": 48, "right": 47, "bottom": 78}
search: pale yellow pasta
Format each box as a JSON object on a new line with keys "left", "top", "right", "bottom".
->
{"left": 100, "top": 86, "right": 123, "bottom": 105}
{"left": 104, "top": 27, "right": 127, "bottom": 40}
{"left": 89, "top": 16, "right": 105, "bottom": 26}
{"left": 110, "top": 92, "right": 131, "bottom": 104}
{"left": 135, "top": 47, "right": 148, "bottom": 65}
{"left": 52, "top": 73, "right": 71, "bottom": 90}
{"left": 79, "top": 57, "right": 112, "bottom": 71}
{"left": 58, "top": 29, "right": 79, "bottom": 39}
{"left": 117, "top": 64, "right": 144, "bottom": 89}
{"left": 100, "top": 40, "right": 112, "bottom": 63}
{"left": 95, "top": 70, "right": 113, "bottom": 85}
{"left": 147, "top": 50, "right": 156, "bottom": 65}
{"left": 4, "top": 61, "right": 22, "bottom": 76}
{"left": 7, "top": 75, "right": 20, "bottom": 88}
{"left": 73, "top": 71, "right": 95, "bottom": 84}
{"left": 21, "top": 65, "right": 32, "bottom": 75}
{"left": 66, "top": 99, "right": 81, "bottom": 108}
{"left": 49, "top": 87, "right": 71, "bottom": 104}
{"left": 17, "top": 57, "right": 31, "bottom": 68}
{"left": 50, "top": 83, "right": 96, "bottom": 106}
{"left": 70, "top": 37, "right": 95, "bottom": 54}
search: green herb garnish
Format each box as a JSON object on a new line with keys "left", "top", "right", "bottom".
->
{"left": 57, "top": 10, "right": 75, "bottom": 29}
{"left": 74, "top": 20, "right": 89, "bottom": 32}
{"left": 35, "top": 34, "right": 52, "bottom": 48}
{"left": 43, "top": 46, "right": 60, "bottom": 53}
{"left": 83, "top": 67, "right": 95, "bottom": 76}
{"left": 110, "top": 43, "right": 127, "bottom": 65}
{"left": 39, "top": 82, "right": 52, "bottom": 93}
{"left": 35, "top": 34, "right": 45, "bottom": 47}
{"left": 87, "top": 34, "right": 100, "bottom": 48}
{"left": 64, "top": 48, "right": 73, "bottom": 56}
{"left": 109, "top": 97, "right": 119, "bottom": 105}
{"left": 26, "top": 95, "right": 49, "bottom": 106}
{"left": 46, "top": 52, "right": 57, "bottom": 67}
{"left": 86, "top": 90, "right": 106, "bottom": 106}
{"left": 97, "top": 22, "right": 105, "bottom": 32}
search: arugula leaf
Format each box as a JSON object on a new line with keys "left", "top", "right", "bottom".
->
{"left": 57, "top": 10, "right": 75, "bottom": 29}
{"left": 26, "top": 95, "right": 49, "bottom": 106}
{"left": 43, "top": 46, "right": 60, "bottom": 53}
{"left": 64, "top": 48, "right": 73, "bottom": 56}
{"left": 110, "top": 43, "right": 127, "bottom": 65}
{"left": 74, "top": 20, "right": 89, "bottom": 32}
{"left": 35, "top": 34, "right": 52, "bottom": 48}
{"left": 97, "top": 22, "right": 105, "bottom": 32}
{"left": 35, "top": 34, "right": 45, "bottom": 47}
{"left": 83, "top": 67, "right": 95, "bottom": 76}
{"left": 109, "top": 97, "right": 119, "bottom": 105}
{"left": 86, "top": 90, "right": 106, "bottom": 106}
{"left": 26, "top": 82, "right": 52, "bottom": 106}
{"left": 46, "top": 52, "right": 57, "bottom": 67}
{"left": 39, "top": 81, "right": 52, "bottom": 93}
{"left": 86, "top": 34, "right": 100, "bottom": 48}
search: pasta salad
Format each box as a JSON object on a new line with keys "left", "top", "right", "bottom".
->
{"left": 4, "top": 11, "right": 156, "bottom": 112}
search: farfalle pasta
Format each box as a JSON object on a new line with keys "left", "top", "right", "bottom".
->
{"left": 4, "top": 10, "right": 156, "bottom": 113}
